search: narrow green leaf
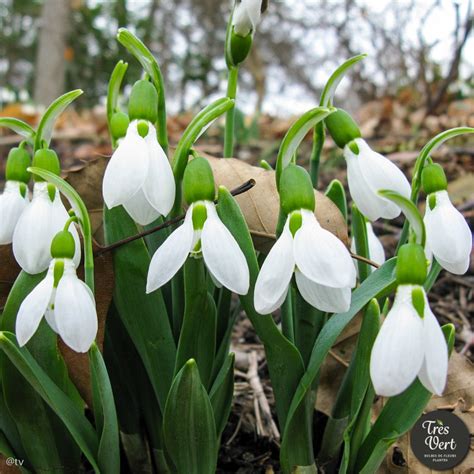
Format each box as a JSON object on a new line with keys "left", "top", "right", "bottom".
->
{"left": 275, "top": 106, "right": 333, "bottom": 186}
{"left": 216, "top": 186, "right": 306, "bottom": 429}
{"left": 378, "top": 189, "right": 425, "bottom": 246}
{"left": 354, "top": 323, "right": 455, "bottom": 473}
{"left": 0, "top": 332, "right": 100, "bottom": 471}
{"left": 325, "top": 179, "right": 347, "bottom": 221}
{"left": 319, "top": 54, "right": 367, "bottom": 107}
{"left": 175, "top": 258, "right": 217, "bottom": 389}
{"left": 0, "top": 430, "right": 15, "bottom": 460}
{"left": 351, "top": 204, "right": 370, "bottom": 281}
{"left": 209, "top": 353, "right": 235, "bottom": 439}
{"left": 34, "top": 90, "right": 83, "bottom": 151}
{"left": 104, "top": 205, "right": 176, "bottom": 410}
{"left": 89, "top": 343, "right": 120, "bottom": 474}
{"left": 0, "top": 117, "right": 35, "bottom": 142}
{"left": 281, "top": 259, "right": 397, "bottom": 472}
{"left": 163, "top": 360, "right": 218, "bottom": 474}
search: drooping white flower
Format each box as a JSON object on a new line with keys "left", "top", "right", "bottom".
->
{"left": 16, "top": 259, "right": 97, "bottom": 353}
{"left": 424, "top": 190, "right": 472, "bottom": 275}
{"left": 344, "top": 138, "right": 411, "bottom": 221}
{"left": 147, "top": 201, "right": 249, "bottom": 295}
{"left": 370, "top": 284, "right": 448, "bottom": 397}
{"left": 102, "top": 120, "right": 175, "bottom": 225}
{"left": 12, "top": 182, "right": 80, "bottom": 274}
{"left": 351, "top": 221, "right": 386, "bottom": 274}
{"left": 254, "top": 209, "right": 356, "bottom": 315}
{"left": 0, "top": 181, "right": 29, "bottom": 244}
{"left": 232, "top": 0, "right": 262, "bottom": 36}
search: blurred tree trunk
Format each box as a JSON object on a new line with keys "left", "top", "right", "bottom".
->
{"left": 34, "top": 0, "right": 71, "bottom": 106}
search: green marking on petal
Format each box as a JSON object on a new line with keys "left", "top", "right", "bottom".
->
{"left": 137, "top": 120, "right": 149, "bottom": 138}
{"left": 53, "top": 259, "right": 65, "bottom": 288}
{"left": 348, "top": 140, "right": 359, "bottom": 155}
{"left": 289, "top": 211, "right": 302, "bottom": 237}
{"left": 411, "top": 286, "right": 425, "bottom": 319}
{"left": 19, "top": 182, "right": 28, "bottom": 198}
{"left": 192, "top": 203, "right": 207, "bottom": 230}
{"left": 428, "top": 193, "right": 437, "bottom": 211}
{"left": 47, "top": 183, "right": 56, "bottom": 202}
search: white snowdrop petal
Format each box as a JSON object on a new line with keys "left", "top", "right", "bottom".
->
{"left": 295, "top": 270, "right": 351, "bottom": 313}
{"left": 143, "top": 132, "right": 175, "bottom": 217}
{"left": 294, "top": 210, "right": 356, "bottom": 288}
{"left": 201, "top": 202, "right": 249, "bottom": 295}
{"left": 123, "top": 188, "right": 161, "bottom": 226}
{"left": 254, "top": 221, "right": 294, "bottom": 314}
{"left": 244, "top": 0, "right": 262, "bottom": 30}
{"left": 424, "top": 191, "right": 472, "bottom": 275}
{"left": 146, "top": 206, "right": 195, "bottom": 293}
{"left": 418, "top": 305, "right": 448, "bottom": 395}
{"left": 13, "top": 183, "right": 57, "bottom": 274}
{"left": 55, "top": 274, "right": 98, "bottom": 353}
{"left": 102, "top": 123, "right": 149, "bottom": 209}
{"left": 232, "top": 2, "right": 251, "bottom": 36}
{"left": 370, "top": 285, "right": 424, "bottom": 397}
{"left": 16, "top": 274, "right": 54, "bottom": 346}
{"left": 366, "top": 222, "right": 386, "bottom": 267}
{"left": 0, "top": 181, "right": 29, "bottom": 245}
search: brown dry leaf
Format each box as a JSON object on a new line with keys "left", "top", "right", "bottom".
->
{"left": 380, "top": 352, "right": 474, "bottom": 473}
{"left": 0, "top": 456, "right": 20, "bottom": 474}
{"left": 448, "top": 173, "right": 474, "bottom": 206}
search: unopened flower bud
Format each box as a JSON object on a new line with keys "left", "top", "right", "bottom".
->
{"left": 32, "top": 148, "right": 61, "bottom": 181}
{"left": 421, "top": 163, "right": 447, "bottom": 195}
{"left": 324, "top": 108, "right": 361, "bottom": 149}
{"left": 50, "top": 230, "right": 76, "bottom": 259}
{"left": 110, "top": 111, "right": 130, "bottom": 141}
{"left": 279, "top": 165, "right": 315, "bottom": 215}
{"left": 128, "top": 79, "right": 158, "bottom": 124}
{"left": 396, "top": 243, "right": 427, "bottom": 285}
{"left": 183, "top": 156, "right": 216, "bottom": 204}
{"left": 6, "top": 145, "right": 31, "bottom": 183}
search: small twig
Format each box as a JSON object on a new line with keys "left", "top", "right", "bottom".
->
{"left": 95, "top": 179, "right": 256, "bottom": 256}
{"left": 350, "top": 251, "right": 380, "bottom": 269}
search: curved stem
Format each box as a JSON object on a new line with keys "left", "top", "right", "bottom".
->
{"left": 224, "top": 66, "right": 239, "bottom": 158}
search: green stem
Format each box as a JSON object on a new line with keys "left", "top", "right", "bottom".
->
{"left": 281, "top": 288, "right": 294, "bottom": 344}
{"left": 310, "top": 122, "right": 325, "bottom": 187}
{"left": 224, "top": 66, "right": 239, "bottom": 158}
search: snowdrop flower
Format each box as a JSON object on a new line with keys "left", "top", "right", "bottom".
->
{"left": 147, "top": 157, "right": 249, "bottom": 295}
{"left": 325, "top": 109, "right": 411, "bottom": 221}
{"left": 12, "top": 181, "right": 80, "bottom": 274}
{"left": 422, "top": 163, "right": 472, "bottom": 275}
{"left": 0, "top": 181, "right": 29, "bottom": 244}
{"left": 370, "top": 243, "right": 448, "bottom": 397}
{"left": 254, "top": 165, "right": 356, "bottom": 314}
{"left": 351, "top": 221, "right": 385, "bottom": 274}
{"left": 0, "top": 145, "right": 31, "bottom": 244}
{"left": 15, "top": 230, "right": 97, "bottom": 353}
{"left": 232, "top": 0, "right": 262, "bottom": 37}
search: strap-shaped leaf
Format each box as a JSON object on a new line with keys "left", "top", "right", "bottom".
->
{"left": 319, "top": 54, "right": 367, "bottom": 107}
{"left": 0, "top": 332, "right": 100, "bottom": 471}
{"left": 325, "top": 179, "right": 347, "bottom": 222}
{"left": 89, "top": 343, "right": 120, "bottom": 474}
{"left": 209, "top": 353, "right": 235, "bottom": 439}
{"left": 354, "top": 324, "right": 455, "bottom": 473}
{"left": 163, "top": 359, "right": 218, "bottom": 474}
{"left": 378, "top": 189, "right": 425, "bottom": 246}
{"left": 280, "top": 259, "right": 397, "bottom": 472}
{"left": 275, "top": 106, "right": 333, "bottom": 187}
{"left": 0, "top": 117, "right": 35, "bottom": 142}
{"left": 351, "top": 204, "right": 370, "bottom": 281}
{"left": 103, "top": 205, "right": 176, "bottom": 411}
{"left": 34, "top": 90, "right": 83, "bottom": 151}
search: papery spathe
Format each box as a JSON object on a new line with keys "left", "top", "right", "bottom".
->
{"left": 16, "top": 259, "right": 97, "bottom": 353}
{"left": 12, "top": 182, "right": 80, "bottom": 274}
{"left": 102, "top": 121, "right": 175, "bottom": 225}
{"left": 0, "top": 181, "right": 29, "bottom": 244}
{"left": 370, "top": 284, "right": 448, "bottom": 397}
{"left": 344, "top": 138, "right": 411, "bottom": 221}
{"left": 147, "top": 201, "right": 249, "bottom": 295}
{"left": 254, "top": 209, "right": 356, "bottom": 314}
{"left": 424, "top": 190, "right": 472, "bottom": 275}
